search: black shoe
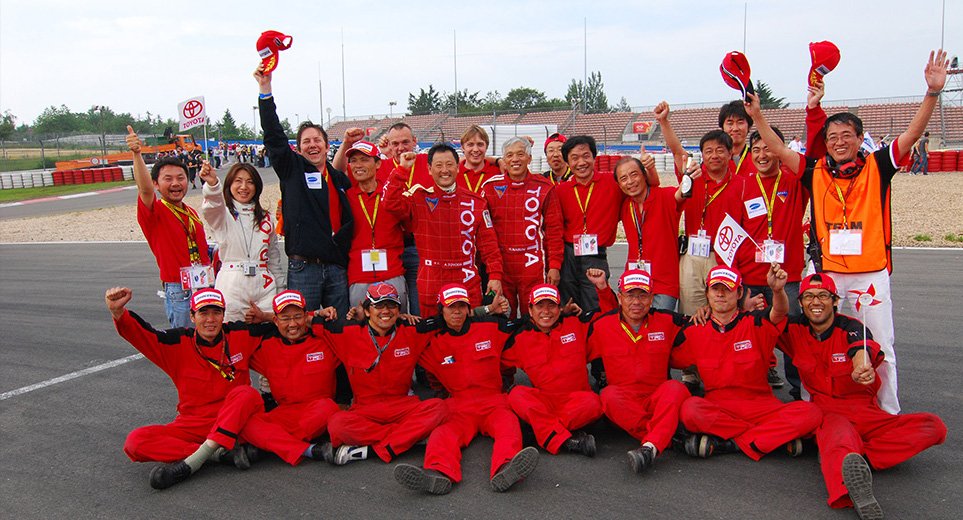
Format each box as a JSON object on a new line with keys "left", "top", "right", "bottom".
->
{"left": 561, "top": 431, "right": 596, "bottom": 457}
{"left": 149, "top": 460, "right": 192, "bottom": 490}
{"left": 627, "top": 445, "right": 656, "bottom": 473}
{"left": 842, "top": 453, "right": 883, "bottom": 520}
{"left": 393, "top": 464, "right": 452, "bottom": 495}
{"left": 316, "top": 442, "right": 334, "bottom": 464}
{"left": 767, "top": 367, "right": 785, "bottom": 388}
{"left": 683, "top": 434, "right": 739, "bottom": 458}
{"left": 491, "top": 447, "right": 539, "bottom": 492}
{"left": 217, "top": 444, "right": 258, "bottom": 470}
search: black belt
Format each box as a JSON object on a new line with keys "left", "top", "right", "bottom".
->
{"left": 289, "top": 254, "right": 327, "bottom": 265}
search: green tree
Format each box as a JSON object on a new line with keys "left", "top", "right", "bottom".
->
{"left": 478, "top": 90, "right": 504, "bottom": 112}
{"left": 567, "top": 72, "right": 611, "bottom": 113}
{"left": 33, "top": 105, "right": 82, "bottom": 134}
{"left": 216, "top": 109, "right": 244, "bottom": 140}
{"left": 280, "top": 118, "right": 294, "bottom": 138}
{"left": 407, "top": 85, "right": 443, "bottom": 115}
{"left": 755, "top": 81, "right": 788, "bottom": 109}
{"left": 442, "top": 89, "right": 481, "bottom": 113}
{"left": 0, "top": 110, "right": 16, "bottom": 140}
{"left": 616, "top": 96, "right": 632, "bottom": 113}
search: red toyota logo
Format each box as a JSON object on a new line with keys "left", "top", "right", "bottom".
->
{"left": 719, "top": 226, "right": 733, "bottom": 249}
{"left": 183, "top": 100, "right": 203, "bottom": 119}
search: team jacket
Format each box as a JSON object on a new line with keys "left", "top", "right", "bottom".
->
{"left": 314, "top": 316, "right": 440, "bottom": 406}
{"left": 382, "top": 167, "right": 504, "bottom": 280}
{"left": 481, "top": 171, "right": 565, "bottom": 272}
{"left": 114, "top": 310, "right": 267, "bottom": 418}
{"left": 259, "top": 96, "right": 353, "bottom": 266}
{"left": 671, "top": 309, "right": 785, "bottom": 400}
{"left": 458, "top": 159, "right": 502, "bottom": 195}
{"left": 346, "top": 180, "right": 408, "bottom": 284}
{"left": 249, "top": 330, "right": 341, "bottom": 406}
{"left": 779, "top": 314, "right": 883, "bottom": 407}
{"left": 501, "top": 313, "right": 595, "bottom": 395}
{"left": 588, "top": 309, "right": 689, "bottom": 395}
{"left": 419, "top": 317, "right": 517, "bottom": 399}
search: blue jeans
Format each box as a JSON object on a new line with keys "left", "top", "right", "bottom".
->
{"left": 287, "top": 259, "right": 349, "bottom": 317}
{"left": 651, "top": 294, "right": 679, "bottom": 312}
{"left": 164, "top": 282, "right": 192, "bottom": 329}
{"left": 401, "top": 244, "right": 420, "bottom": 316}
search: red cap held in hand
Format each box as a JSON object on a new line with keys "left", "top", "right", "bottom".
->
{"left": 720, "top": 51, "right": 755, "bottom": 101}
{"left": 808, "top": 41, "right": 841, "bottom": 87}
{"left": 257, "top": 31, "right": 293, "bottom": 74}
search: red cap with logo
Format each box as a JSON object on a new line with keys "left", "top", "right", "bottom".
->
{"left": 191, "top": 288, "right": 226, "bottom": 311}
{"left": 528, "top": 284, "right": 561, "bottom": 305}
{"left": 438, "top": 284, "right": 471, "bottom": 307}
{"left": 544, "top": 133, "right": 567, "bottom": 152}
{"left": 273, "top": 290, "right": 306, "bottom": 313}
{"left": 706, "top": 266, "right": 742, "bottom": 290}
{"left": 346, "top": 141, "right": 380, "bottom": 159}
{"left": 800, "top": 272, "right": 838, "bottom": 297}
{"left": 619, "top": 269, "right": 653, "bottom": 293}
{"left": 257, "top": 30, "right": 293, "bottom": 74}
{"left": 720, "top": 51, "right": 755, "bottom": 101}
{"left": 366, "top": 282, "right": 401, "bottom": 306}
{"left": 808, "top": 41, "right": 841, "bottom": 87}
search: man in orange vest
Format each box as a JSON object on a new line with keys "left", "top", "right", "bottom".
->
{"left": 749, "top": 49, "right": 950, "bottom": 414}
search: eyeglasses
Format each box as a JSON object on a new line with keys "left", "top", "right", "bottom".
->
{"left": 800, "top": 292, "right": 834, "bottom": 303}
{"left": 371, "top": 301, "right": 400, "bottom": 309}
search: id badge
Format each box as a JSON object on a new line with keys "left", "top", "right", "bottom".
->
{"left": 755, "top": 239, "right": 786, "bottom": 263}
{"left": 180, "top": 264, "right": 215, "bottom": 290}
{"left": 574, "top": 234, "right": 599, "bottom": 256}
{"left": 688, "top": 233, "right": 711, "bottom": 258}
{"left": 627, "top": 260, "right": 651, "bottom": 273}
{"left": 304, "top": 171, "right": 324, "bottom": 189}
{"left": 829, "top": 229, "right": 862, "bottom": 256}
{"left": 361, "top": 249, "right": 389, "bottom": 272}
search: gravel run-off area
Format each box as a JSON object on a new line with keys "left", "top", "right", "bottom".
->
{"left": 1, "top": 172, "right": 961, "bottom": 248}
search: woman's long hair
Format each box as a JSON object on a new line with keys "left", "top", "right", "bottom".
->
{"left": 222, "top": 163, "right": 266, "bottom": 227}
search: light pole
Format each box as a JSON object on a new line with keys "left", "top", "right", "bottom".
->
{"left": 389, "top": 101, "right": 397, "bottom": 119}
{"left": 251, "top": 106, "right": 257, "bottom": 140}
{"left": 326, "top": 107, "right": 332, "bottom": 128}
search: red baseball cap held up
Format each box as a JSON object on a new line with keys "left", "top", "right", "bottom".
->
{"left": 800, "top": 273, "right": 839, "bottom": 297}
{"left": 808, "top": 41, "right": 841, "bottom": 87}
{"left": 720, "top": 51, "right": 755, "bottom": 101}
{"left": 257, "top": 30, "right": 293, "bottom": 74}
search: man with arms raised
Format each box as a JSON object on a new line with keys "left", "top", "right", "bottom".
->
{"left": 757, "top": 50, "right": 950, "bottom": 414}
{"left": 126, "top": 126, "right": 211, "bottom": 328}
{"left": 481, "top": 136, "right": 564, "bottom": 316}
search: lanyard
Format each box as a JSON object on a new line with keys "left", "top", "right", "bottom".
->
{"left": 192, "top": 334, "right": 236, "bottom": 382}
{"left": 700, "top": 172, "right": 731, "bottom": 230}
{"left": 753, "top": 170, "right": 782, "bottom": 238}
{"left": 393, "top": 158, "right": 416, "bottom": 189}
{"left": 830, "top": 176, "right": 858, "bottom": 227}
{"left": 619, "top": 318, "right": 647, "bottom": 343}
{"left": 573, "top": 180, "right": 595, "bottom": 233}
{"left": 161, "top": 199, "right": 202, "bottom": 264}
{"left": 463, "top": 171, "right": 486, "bottom": 193}
{"left": 364, "top": 326, "right": 396, "bottom": 373}
{"left": 629, "top": 191, "right": 650, "bottom": 259}
{"left": 358, "top": 192, "right": 380, "bottom": 247}
{"left": 734, "top": 145, "right": 750, "bottom": 174}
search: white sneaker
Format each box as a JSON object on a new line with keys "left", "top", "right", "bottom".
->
{"left": 333, "top": 445, "right": 369, "bottom": 465}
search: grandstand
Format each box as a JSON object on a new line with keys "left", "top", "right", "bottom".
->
{"left": 324, "top": 98, "right": 962, "bottom": 148}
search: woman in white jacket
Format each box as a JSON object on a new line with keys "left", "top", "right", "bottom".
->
{"left": 199, "top": 162, "right": 285, "bottom": 322}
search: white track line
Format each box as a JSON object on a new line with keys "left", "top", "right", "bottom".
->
{"left": 0, "top": 353, "right": 144, "bottom": 401}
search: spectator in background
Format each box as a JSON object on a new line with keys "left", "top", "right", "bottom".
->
{"left": 917, "top": 131, "right": 930, "bottom": 175}
{"left": 788, "top": 136, "right": 803, "bottom": 153}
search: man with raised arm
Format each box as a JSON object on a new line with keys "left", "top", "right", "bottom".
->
{"left": 383, "top": 143, "right": 504, "bottom": 317}
{"left": 481, "top": 136, "right": 564, "bottom": 316}
{"left": 126, "top": 126, "right": 211, "bottom": 328}
{"left": 753, "top": 50, "right": 950, "bottom": 414}
{"left": 254, "top": 64, "right": 353, "bottom": 316}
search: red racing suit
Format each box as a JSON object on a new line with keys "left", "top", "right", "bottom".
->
{"left": 315, "top": 317, "right": 449, "bottom": 462}
{"left": 501, "top": 313, "right": 602, "bottom": 454}
{"left": 587, "top": 307, "right": 690, "bottom": 452}
{"left": 418, "top": 316, "right": 521, "bottom": 482}
{"left": 239, "top": 330, "right": 342, "bottom": 465}
{"left": 780, "top": 314, "right": 946, "bottom": 508}
{"left": 115, "top": 310, "right": 267, "bottom": 463}
{"left": 383, "top": 167, "right": 504, "bottom": 317}
{"left": 670, "top": 309, "right": 823, "bottom": 460}
{"left": 481, "top": 172, "right": 564, "bottom": 316}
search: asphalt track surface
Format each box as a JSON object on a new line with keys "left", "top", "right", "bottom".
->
{"left": 1, "top": 243, "right": 960, "bottom": 519}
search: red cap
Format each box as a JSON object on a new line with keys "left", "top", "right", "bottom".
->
{"left": 544, "top": 133, "right": 567, "bottom": 152}
{"left": 273, "top": 290, "right": 306, "bottom": 313}
{"left": 528, "top": 284, "right": 561, "bottom": 305}
{"left": 800, "top": 273, "right": 838, "bottom": 297}
{"left": 346, "top": 141, "right": 380, "bottom": 159}
{"left": 720, "top": 51, "right": 755, "bottom": 101}
{"left": 257, "top": 30, "right": 293, "bottom": 74}
{"left": 365, "top": 282, "right": 401, "bottom": 306}
{"left": 808, "top": 41, "right": 841, "bottom": 87}
{"left": 190, "top": 289, "right": 225, "bottom": 311}
{"left": 706, "top": 266, "right": 742, "bottom": 290}
{"left": 618, "top": 270, "right": 652, "bottom": 293}
{"left": 438, "top": 284, "right": 470, "bottom": 307}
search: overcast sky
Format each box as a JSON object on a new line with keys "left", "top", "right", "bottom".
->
{"left": 1, "top": 0, "right": 958, "bottom": 129}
